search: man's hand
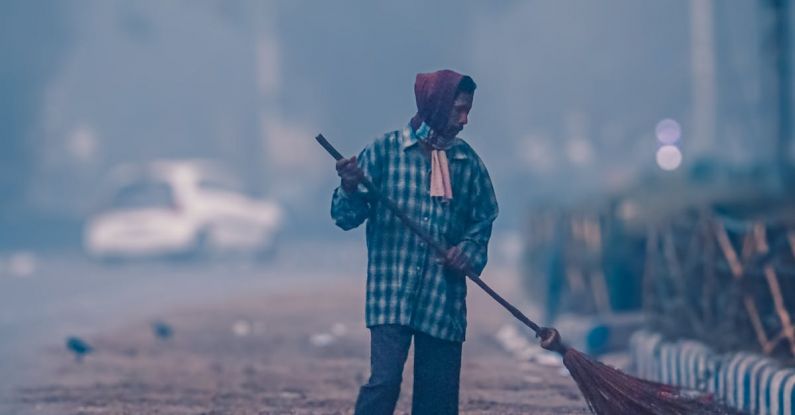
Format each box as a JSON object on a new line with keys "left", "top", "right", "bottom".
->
{"left": 443, "top": 245, "right": 470, "bottom": 276}
{"left": 335, "top": 156, "right": 365, "bottom": 194}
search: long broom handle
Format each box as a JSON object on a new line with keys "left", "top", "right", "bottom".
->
{"left": 316, "top": 134, "right": 542, "bottom": 334}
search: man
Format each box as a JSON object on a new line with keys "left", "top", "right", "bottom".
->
{"left": 330, "top": 69, "right": 499, "bottom": 415}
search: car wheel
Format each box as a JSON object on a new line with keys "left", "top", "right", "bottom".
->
{"left": 192, "top": 229, "right": 213, "bottom": 259}
{"left": 168, "top": 229, "right": 211, "bottom": 262}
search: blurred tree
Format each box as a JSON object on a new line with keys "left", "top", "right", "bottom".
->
{"left": 0, "top": 1, "right": 71, "bottom": 217}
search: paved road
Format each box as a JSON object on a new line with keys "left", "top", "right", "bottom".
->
{"left": 0, "top": 238, "right": 588, "bottom": 414}
{"left": 0, "top": 239, "right": 363, "bottom": 393}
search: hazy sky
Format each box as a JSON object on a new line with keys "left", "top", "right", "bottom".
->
{"left": 5, "top": 0, "right": 781, "bottom": 237}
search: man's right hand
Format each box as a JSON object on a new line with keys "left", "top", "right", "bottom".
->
{"left": 336, "top": 156, "right": 365, "bottom": 194}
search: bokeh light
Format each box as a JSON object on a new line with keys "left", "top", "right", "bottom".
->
{"left": 655, "top": 118, "right": 681, "bottom": 145}
{"left": 655, "top": 145, "right": 683, "bottom": 171}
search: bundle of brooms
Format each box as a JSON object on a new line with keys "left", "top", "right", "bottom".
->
{"left": 316, "top": 134, "right": 742, "bottom": 415}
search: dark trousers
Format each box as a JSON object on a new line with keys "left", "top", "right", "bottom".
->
{"left": 354, "top": 324, "right": 462, "bottom": 415}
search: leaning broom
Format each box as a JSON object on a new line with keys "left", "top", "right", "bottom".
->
{"left": 315, "top": 133, "right": 740, "bottom": 415}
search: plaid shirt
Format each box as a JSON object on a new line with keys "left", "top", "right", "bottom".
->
{"left": 330, "top": 125, "right": 498, "bottom": 342}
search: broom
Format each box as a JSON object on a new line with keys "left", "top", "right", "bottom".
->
{"left": 315, "top": 134, "right": 740, "bottom": 415}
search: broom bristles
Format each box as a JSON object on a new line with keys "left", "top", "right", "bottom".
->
{"left": 561, "top": 347, "right": 743, "bottom": 415}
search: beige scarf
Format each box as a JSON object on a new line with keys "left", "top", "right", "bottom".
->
{"left": 430, "top": 149, "right": 453, "bottom": 200}
{"left": 414, "top": 121, "right": 454, "bottom": 201}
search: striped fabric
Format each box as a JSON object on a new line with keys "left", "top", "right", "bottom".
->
{"left": 330, "top": 125, "right": 498, "bottom": 342}
{"left": 630, "top": 330, "right": 795, "bottom": 414}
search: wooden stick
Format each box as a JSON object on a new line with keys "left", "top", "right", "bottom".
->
{"left": 316, "top": 134, "right": 543, "bottom": 334}
{"left": 714, "top": 222, "right": 771, "bottom": 353}
{"left": 755, "top": 226, "right": 795, "bottom": 356}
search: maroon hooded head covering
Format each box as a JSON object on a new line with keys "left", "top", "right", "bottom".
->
{"left": 408, "top": 70, "right": 476, "bottom": 201}
{"left": 409, "top": 69, "right": 475, "bottom": 137}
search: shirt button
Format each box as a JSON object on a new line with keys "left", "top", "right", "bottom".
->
{"left": 416, "top": 266, "right": 421, "bottom": 271}
{"left": 423, "top": 216, "right": 429, "bottom": 221}
{"left": 419, "top": 242, "right": 426, "bottom": 248}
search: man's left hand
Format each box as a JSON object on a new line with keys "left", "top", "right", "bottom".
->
{"left": 444, "top": 245, "right": 470, "bottom": 276}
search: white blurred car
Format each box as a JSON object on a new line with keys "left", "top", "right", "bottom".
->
{"left": 84, "top": 160, "right": 282, "bottom": 261}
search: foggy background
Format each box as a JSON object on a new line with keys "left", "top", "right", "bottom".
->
{"left": 3, "top": 0, "right": 789, "bottom": 249}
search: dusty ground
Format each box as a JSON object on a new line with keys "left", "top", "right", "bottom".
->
{"left": 8, "top": 270, "right": 588, "bottom": 414}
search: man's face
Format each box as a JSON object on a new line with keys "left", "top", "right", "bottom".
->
{"left": 445, "top": 92, "right": 473, "bottom": 137}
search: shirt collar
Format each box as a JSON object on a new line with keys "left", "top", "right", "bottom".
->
{"left": 402, "top": 123, "right": 468, "bottom": 159}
